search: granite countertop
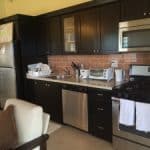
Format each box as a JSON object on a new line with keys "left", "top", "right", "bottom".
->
{"left": 27, "top": 75, "right": 125, "bottom": 90}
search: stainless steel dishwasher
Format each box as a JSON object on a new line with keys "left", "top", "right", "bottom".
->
{"left": 62, "top": 85, "right": 88, "bottom": 132}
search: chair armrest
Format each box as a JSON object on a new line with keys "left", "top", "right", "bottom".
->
{"left": 15, "top": 134, "right": 49, "bottom": 150}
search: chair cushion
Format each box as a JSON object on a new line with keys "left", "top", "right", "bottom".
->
{"left": 0, "top": 105, "right": 18, "bottom": 149}
{"left": 5, "top": 99, "right": 43, "bottom": 147}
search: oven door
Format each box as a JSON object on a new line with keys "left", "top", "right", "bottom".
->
{"left": 112, "top": 97, "right": 150, "bottom": 147}
{"left": 119, "top": 24, "right": 150, "bottom": 52}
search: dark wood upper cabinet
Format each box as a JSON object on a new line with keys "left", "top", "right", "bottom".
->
{"left": 36, "top": 19, "right": 48, "bottom": 56}
{"left": 78, "top": 8, "right": 100, "bottom": 54}
{"left": 100, "top": 2, "right": 120, "bottom": 53}
{"left": 36, "top": 1, "right": 121, "bottom": 55}
{"left": 47, "top": 16, "right": 63, "bottom": 55}
{"left": 61, "top": 13, "right": 79, "bottom": 54}
{"left": 121, "top": 0, "right": 149, "bottom": 21}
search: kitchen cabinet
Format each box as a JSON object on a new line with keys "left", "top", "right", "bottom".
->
{"left": 24, "top": 79, "right": 35, "bottom": 102}
{"left": 36, "top": 18, "right": 48, "bottom": 56}
{"left": 100, "top": 2, "right": 120, "bottom": 53}
{"left": 78, "top": 2, "right": 119, "bottom": 54}
{"left": 47, "top": 16, "right": 63, "bottom": 55}
{"left": 88, "top": 88, "right": 112, "bottom": 141}
{"left": 36, "top": 2, "right": 120, "bottom": 55}
{"left": 78, "top": 8, "right": 100, "bottom": 54}
{"left": 121, "top": 0, "right": 150, "bottom": 21}
{"left": 61, "top": 13, "right": 79, "bottom": 54}
{"left": 25, "top": 79, "right": 63, "bottom": 123}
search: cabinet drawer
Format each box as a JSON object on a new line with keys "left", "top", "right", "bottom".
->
{"left": 93, "top": 119, "right": 112, "bottom": 141}
{"left": 93, "top": 121, "right": 105, "bottom": 138}
{"left": 95, "top": 101, "right": 105, "bottom": 110}
{"left": 93, "top": 114, "right": 105, "bottom": 124}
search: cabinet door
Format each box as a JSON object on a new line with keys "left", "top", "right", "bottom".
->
{"left": 47, "top": 16, "right": 63, "bottom": 55}
{"left": 100, "top": 2, "right": 120, "bottom": 53}
{"left": 18, "top": 21, "right": 37, "bottom": 57}
{"left": 78, "top": 8, "right": 100, "bottom": 54}
{"left": 121, "top": 0, "right": 149, "bottom": 21}
{"left": 62, "top": 14, "right": 79, "bottom": 54}
{"left": 23, "top": 79, "right": 35, "bottom": 102}
{"left": 33, "top": 80, "right": 48, "bottom": 110}
{"left": 33, "top": 80, "right": 62, "bottom": 123}
{"left": 36, "top": 19, "right": 48, "bottom": 56}
{"left": 44, "top": 82, "right": 62, "bottom": 123}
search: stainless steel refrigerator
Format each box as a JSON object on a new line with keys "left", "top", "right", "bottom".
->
{"left": 0, "top": 22, "right": 17, "bottom": 107}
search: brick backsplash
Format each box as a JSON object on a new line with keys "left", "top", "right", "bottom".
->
{"left": 48, "top": 53, "right": 150, "bottom": 75}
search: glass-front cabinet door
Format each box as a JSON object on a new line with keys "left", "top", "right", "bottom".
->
{"left": 62, "top": 15, "right": 77, "bottom": 53}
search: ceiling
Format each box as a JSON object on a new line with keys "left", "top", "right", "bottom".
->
{"left": 0, "top": 0, "right": 92, "bottom": 18}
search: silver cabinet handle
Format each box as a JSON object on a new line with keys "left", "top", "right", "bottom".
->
{"left": 97, "top": 93, "right": 103, "bottom": 96}
{"left": 97, "top": 107, "right": 104, "bottom": 111}
{"left": 97, "top": 126, "right": 104, "bottom": 130}
{"left": 93, "top": 50, "right": 96, "bottom": 53}
{"left": 144, "top": 12, "right": 147, "bottom": 16}
{"left": 149, "top": 12, "right": 150, "bottom": 15}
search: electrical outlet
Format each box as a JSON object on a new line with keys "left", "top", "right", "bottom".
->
{"left": 111, "top": 60, "right": 118, "bottom": 68}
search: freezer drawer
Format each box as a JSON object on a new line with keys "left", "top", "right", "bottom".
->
{"left": 62, "top": 89, "right": 88, "bottom": 131}
{"left": 0, "top": 68, "right": 16, "bottom": 107}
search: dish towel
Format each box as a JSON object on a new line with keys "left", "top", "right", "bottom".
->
{"left": 136, "top": 102, "right": 150, "bottom": 132}
{"left": 119, "top": 99, "right": 135, "bottom": 126}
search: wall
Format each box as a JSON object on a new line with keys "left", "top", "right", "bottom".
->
{"left": 0, "top": 0, "right": 92, "bottom": 18}
{"left": 0, "top": 0, "right": 5, "bottom": 18}
{"left": 48, "top": 53, "right": 150, "bottom": 75}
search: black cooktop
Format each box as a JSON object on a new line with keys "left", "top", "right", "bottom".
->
{"left": 113, "top": 77, "right": 150, "bottom": 102}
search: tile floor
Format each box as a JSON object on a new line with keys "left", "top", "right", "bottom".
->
{"left": 47, "top": 125, "right": 113, "bottom": 150}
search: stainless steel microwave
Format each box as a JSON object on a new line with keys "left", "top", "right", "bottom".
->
{"left": 119, "top": 18, "right": 150, "bottom": 52}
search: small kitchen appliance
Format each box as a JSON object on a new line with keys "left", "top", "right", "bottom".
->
{"left": 80, "top": 69, "right": 90, "bottom": 79}
{"left": 115, "top": 69, "right": 124, "bottom": 82}
{"left": 89, "top": 68, "right": 114, "bottom": 80}
{"left": 119, "top": 18, "right": 150, "bottom": 52}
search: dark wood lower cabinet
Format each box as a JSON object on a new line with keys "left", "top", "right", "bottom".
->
{"left": 24, "top": 79, "right": 35, "bottom": 102}
{"left": 88, "top": 88, "right": 112, "bottom": 142}
{"left": 25, "top": 79, "right": 63, "bottom": 123}
{"left": 25, "top": 79, "right": 112, "bottom": 141}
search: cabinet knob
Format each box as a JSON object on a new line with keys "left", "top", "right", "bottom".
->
{"left": 149, "top": 12, "right": 150, "bottom": 15}
{"left": 93, "top": 50, "right": 96, "bottom": 53}
{"left": 144, "top": 12, "right": 147, "bottom": 16}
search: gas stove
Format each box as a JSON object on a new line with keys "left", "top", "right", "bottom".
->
{"left": 113, "top": 65, "right": 150, "bottom": 102}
